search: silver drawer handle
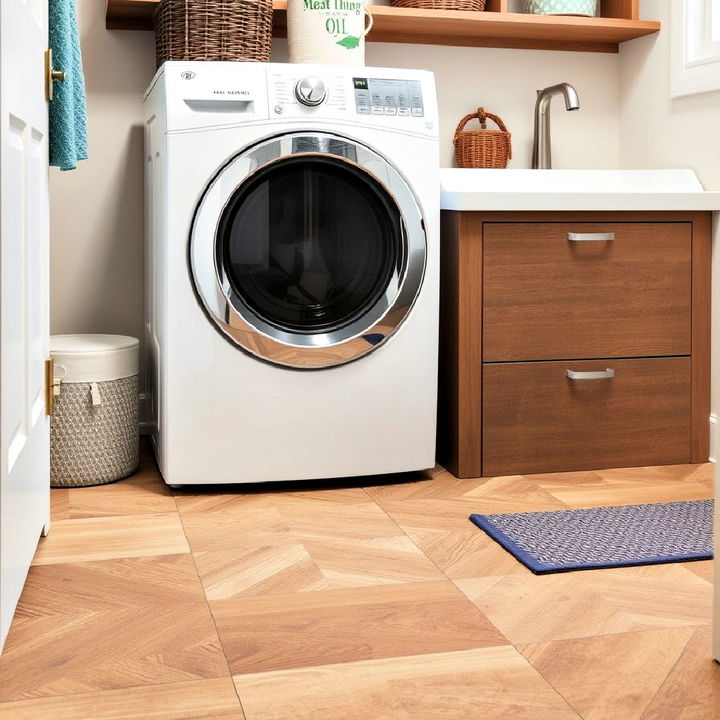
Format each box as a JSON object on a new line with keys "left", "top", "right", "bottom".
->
{"left": 566, "top": 369, "right": 615, "bottom": 381}
{"left": 567, "top": 232, "right": 615, "bottom": 242}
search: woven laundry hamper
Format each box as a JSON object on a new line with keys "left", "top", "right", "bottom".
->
{"left": 50, "top": 335, "right": 139, "bottom": 488}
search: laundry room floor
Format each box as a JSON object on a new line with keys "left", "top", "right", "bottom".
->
{"left": 0, "top": 443, "right": 717, "bottom": 719}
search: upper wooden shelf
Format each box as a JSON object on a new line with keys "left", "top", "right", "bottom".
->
{"left": 105, "top": 0, "right": 660, "bottom": 53}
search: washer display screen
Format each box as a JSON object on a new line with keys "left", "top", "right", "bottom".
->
{"left": 353, "top": 77, "right": 424, "bottom": 117}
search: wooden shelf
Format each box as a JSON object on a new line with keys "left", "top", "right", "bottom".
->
{"left": 105, "top": 0, "right": 659, "bottom": 53}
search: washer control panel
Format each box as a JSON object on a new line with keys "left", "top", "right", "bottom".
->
{"left": 264, "top": 66, "right": 434, "bottom": 132}
{"left": 352, "top": 77, "right": 424, "bottom": 117}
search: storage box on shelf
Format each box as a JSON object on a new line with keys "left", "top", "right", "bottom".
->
{"left": 105, "top": 0, "right": 659, "bottom": 53}
{"left": 437, "top": 211, "right": 711, "bottom": 478}
{"left": 153, "top": 0, "right": 272, "bottom": 67}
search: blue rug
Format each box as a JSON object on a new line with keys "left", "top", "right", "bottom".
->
{"left": 469, "top": 500, "right": 714, "bottom": 575}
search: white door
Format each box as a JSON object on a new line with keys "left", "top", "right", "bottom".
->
{"left": 0, "top": 0, "right": 50, "bottom": 651}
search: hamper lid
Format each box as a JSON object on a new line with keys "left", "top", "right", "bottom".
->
{"left": 50, "top": 334, "right": 139, "bottom": 383}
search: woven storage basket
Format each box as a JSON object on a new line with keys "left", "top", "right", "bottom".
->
{"left": 454, "top": 107, "right": 512, "bottom": 169}
{"left": 153, "top": 0, "right": 273, "bottom": 68}
{"left": 391, "top": 0, "right": 485, "bottom": 11}
{"left": 50, "top": 335, "right": 139, "bottom": 488}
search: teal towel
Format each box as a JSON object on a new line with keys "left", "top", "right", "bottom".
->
{"left": 49, "top": 0, "right": 88, "bottom": 171}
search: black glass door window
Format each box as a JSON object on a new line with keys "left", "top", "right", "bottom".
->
{"left": 218, "top": 155, "right": 403, "bottom": 333}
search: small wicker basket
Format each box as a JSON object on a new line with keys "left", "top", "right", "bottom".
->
{"left": 391, "top": 0, "right": 485, "bottom": 11}
{"left": 153, "top": 0, "right": 273, "bottom": 68}
{"left": 454, "top": 107, "right": 512, "bottom": 169}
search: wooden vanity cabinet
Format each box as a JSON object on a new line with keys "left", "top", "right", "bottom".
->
{"left": 437, "top": 211, "right": 711, "bottom": 478}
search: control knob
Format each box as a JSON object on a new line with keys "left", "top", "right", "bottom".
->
{"left": 294, "top": 76, "right": 326, "bottom": 107}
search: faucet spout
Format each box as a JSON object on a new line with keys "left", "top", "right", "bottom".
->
{"left": 532, "top": 83, "right": 580, "bottom": 169}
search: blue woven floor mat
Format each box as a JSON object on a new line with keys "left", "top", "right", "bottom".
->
{"left": 470, "top": 499, "right": 714, "bottom": 574}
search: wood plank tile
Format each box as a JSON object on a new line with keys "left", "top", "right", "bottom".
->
{"left": 278, "top": 487, "right": 375, "bottom": 504}
{"left": 212, "top": 581, "right": 508, "bottom": 675}
{"left": 194, "top": 545, "right": 332, "bottom": 600}
{"left": 180, "top": 506, "right": 294, "bottom": 552}
{"left": 50, "top": 474, "right": 177, "bottom": 520}
{"left": 547, "top": 480, "right": 711, "bottom": 508}
{"left": 363, "top": 466, "right": 472, "bottom": 502}
{"left": 684, "top": 560, "right": 714, "bottom": 583}
{"left": 303, "top": 536, "right": 446, "bottom": 588}
{"left": 0, "top": 678, "right": 245, "bottom": 720}
{"left": 50, "top": 486, "right": 71, "bottom": 521}
{"left": 181, "top": 505, "right": 332, "bottom": 599}
{"left": 183, "top": 501, "right": 443, "bottom": 593}
{"left": 50, "top": 442, "right": 174, "bottom": 521}
{"left": 403, "top": 527, "right": 532, "bottom": 578}
{"left": 0, "top": 555, "right": 229, "bottom": 701}
{"left": 276, "top": 499, "right": 406, "bottom": 542}
{"left": 456, "top": 564, "right": 713, "bottom": 645}
{"left": 174, "top": 485, "right": 373, "bottom": 517}
{"left": 533, "top": 463, "right": 714, "bottom": 487}
{"left": 531, "top": 464, "right": 713, "bottom": 508}
{"left": 32, "top": 513, "right": 189, "bottom": 565}
{"left": 371, "top": 475, "right": 570, "bottom": 535}
{"left": 53, "top": 473, "right": 176, "bottom": 520}
{"left": 641, "top": 625, "right": 720, "bottom": 720}
{"left": 174, "top": 492, "right": 281, "bottom": 516}
{"left": 233, "top": 647, "right": 581, "bottom": 720}
{"left": 276, "top": 498, "right": 447, "bottom": 584}
{"left": 519, "top": 627, "right": 697, "bottom": 720}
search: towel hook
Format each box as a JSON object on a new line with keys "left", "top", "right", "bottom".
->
{"left": 45, "top": 49, "right": 66, "bottom": 102}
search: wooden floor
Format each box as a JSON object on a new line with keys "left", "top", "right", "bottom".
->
{"left": 0, "top": 445, "right": 718, "bottom": 719}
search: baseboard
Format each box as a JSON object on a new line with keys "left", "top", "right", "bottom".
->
{"left": 709, "top": 414, "right": 718, "bottom": 463}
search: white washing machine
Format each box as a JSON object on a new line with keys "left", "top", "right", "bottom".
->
{"left": 143, "top": 62, "right": 439, "bottom": 486}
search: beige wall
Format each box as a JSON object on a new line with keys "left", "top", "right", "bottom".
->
{"left": 280, "top": 39, "right": 621, "bottom": 169}
{"left": 619, "top": 0, "right": 720, "bottom": 189}
{"left": 49, "top": 1, "right": 155, "bottom": 344}
{"left": 50, "top": 2, "right": 621, "bottom": 351}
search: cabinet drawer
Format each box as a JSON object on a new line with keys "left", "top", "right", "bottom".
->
{"left": 482, "top": 357, "right": 691, "bottom": 476}
{"left": 483, "top": 223, "right": 691, "bottom": 361}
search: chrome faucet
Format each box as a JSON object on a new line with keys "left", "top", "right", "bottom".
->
{"left": 531, "top": 83, "right": 580, "bottom": 169}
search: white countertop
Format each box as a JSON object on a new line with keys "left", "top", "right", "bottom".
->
{"left": 440, "top": 169, "right": 720, "bottom": 212}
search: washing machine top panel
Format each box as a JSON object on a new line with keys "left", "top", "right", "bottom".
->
{"left": 145, "top": 62, "right": 438, "bottom": 138}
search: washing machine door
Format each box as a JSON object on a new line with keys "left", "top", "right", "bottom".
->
{"left": 190, "top": 131, "right": 426, "bottom": 368}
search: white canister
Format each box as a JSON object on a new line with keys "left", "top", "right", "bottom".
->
{"left": 288, "top": 0, "right": 374, "bottom": 65}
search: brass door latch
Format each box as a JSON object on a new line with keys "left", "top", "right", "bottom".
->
{"left": 45, "top": 49, "right": 66, "bottom": 102}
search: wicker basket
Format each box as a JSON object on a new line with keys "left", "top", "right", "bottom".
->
{"left": 153, "top": 0, "right": 273, "bottom": 68}
{"left": 454, "top": 107, "right": 512, "bottom": 169}
{"left": 50, "top": 335, "right": 139, "bottom": 488}
{"left": 391, "top": 0, "right": 485, "bottom": 10}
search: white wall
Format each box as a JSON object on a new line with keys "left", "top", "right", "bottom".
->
{"left": 619, "top": 0, "right": 720, "bottom": 662}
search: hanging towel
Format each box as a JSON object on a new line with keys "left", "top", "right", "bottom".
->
{"left": 48, "top": 0, "right": 88, "bottom": 171}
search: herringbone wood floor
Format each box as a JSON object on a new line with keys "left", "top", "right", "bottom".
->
{"left": 0, "top": 444, "right": 717, "bottom": 719}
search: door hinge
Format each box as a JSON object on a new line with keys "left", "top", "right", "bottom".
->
{"left": 45, "top": 357, "right": 55, "bottom": 416}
